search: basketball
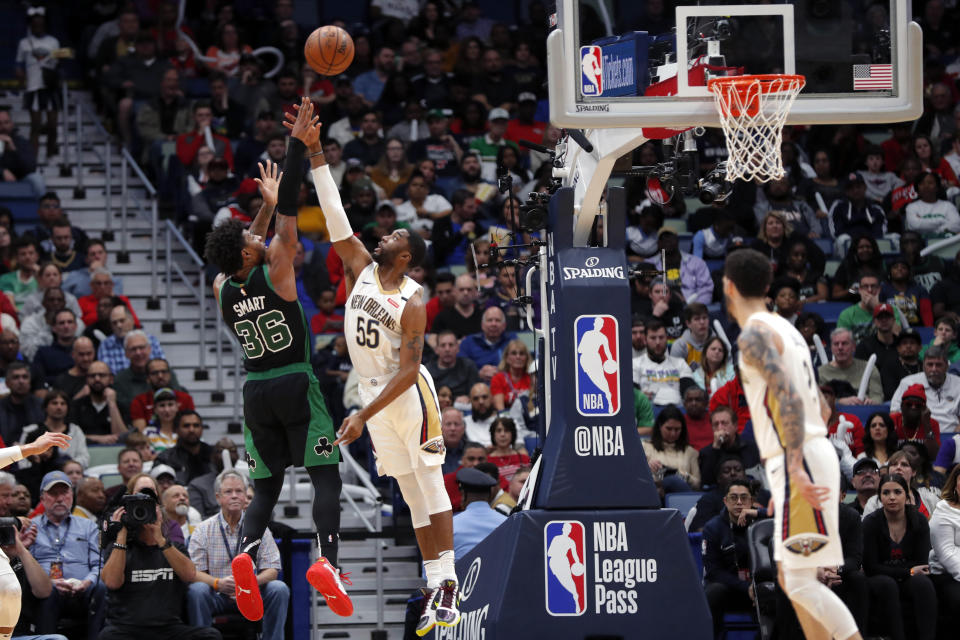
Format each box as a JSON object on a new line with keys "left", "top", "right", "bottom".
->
{"left": 304, "top": 26, "right": 354, "bottom": 76}
{"left": 570, "top": 562, "right": 585, "bottom": 577}
{"left": 603, "top": 360, "right": 617, "bottom": 375}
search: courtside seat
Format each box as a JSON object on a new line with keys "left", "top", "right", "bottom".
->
{"left": 665, "top": 491, "right": 703, "bottom": 521}
{"left": 804, "top": 301, "right": 848, "bottom": 324}
{"left": 812, "top": 237, "right": 834, "bottom": 259}
{"left": 705, "top": 260, "right": 725, "bottom": 273}
{"left": 663, "top": 218, "right": 688, "bottom": 234}
{"left": 914, "top": 326, "right": 934, "bottom": 343}
{"left": 840, "top": 404, "right": 890, "bottom": 425}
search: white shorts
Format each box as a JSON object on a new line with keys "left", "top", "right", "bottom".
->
{"left": 358, "top": 365, "right": 444, "bottom": 477}
{"left": 766, "top": 437, "right": 843, "bottom": 569}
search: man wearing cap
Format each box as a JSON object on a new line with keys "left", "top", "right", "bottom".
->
{"left": 651, "top": 228, "right": 714, "bottom": 305}
{"left": 469, "top": 108, "right": 519, "bottom": 183}
{"left": 849, "top": 459, "right": 880, "bottom": 515}
{"left": 828, "top": 172, "right": 887, "bottom": 255}
{"left": 343, "top": 110, "right": 386, "bottom": 167}
{"left": 408, "top": 109, "right": 463, "bottom": 195}
{"left": 130, "top": 357, "right": 195, "bottom": 431}
{"left": 30, "top": 470, "right": 107, "bottom": 638}
{"left": 882, "top": 255, "right": 934, "bottom": 327}
{"left": 505, "top": 92, "right": 545, "bottom": 148}
{"left": 452, "top": 466, "right": 506, "bottom": 558}
{"left": 837, "top": 270, "right": 905, "bottom": 344}
{"left": 890, "top": 383, "right": 941, "bottom": 448}
{"left": 855, "top": 302, "right": 902, "bottom": 400}
{"left": 819, "top": 327, "right": 884, "bottom": 405}
{"left": 891, "top": 344, "right": 960, "bottom": 435}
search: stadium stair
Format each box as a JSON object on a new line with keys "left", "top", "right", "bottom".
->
{"left": 5, "top": 91, "right": 418, "bottom": 639}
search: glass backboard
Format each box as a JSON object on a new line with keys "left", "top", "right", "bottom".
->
{"left": 548, "top": 0, "right": 922, "bottom": 129}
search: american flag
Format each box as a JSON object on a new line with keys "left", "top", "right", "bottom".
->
{"left": 853, "top": 64, "right": 893, "bottom": 91}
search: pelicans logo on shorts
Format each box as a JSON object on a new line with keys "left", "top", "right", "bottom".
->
{"left": 574, "top": 315, "right": 620, "bottom": 416}
{"left": 544, "top": 520, "right": 587, "bottom": 616}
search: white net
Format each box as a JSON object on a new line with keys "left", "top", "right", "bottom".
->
{"left": 708, "top": 75, "right": 806, "bottom": 183}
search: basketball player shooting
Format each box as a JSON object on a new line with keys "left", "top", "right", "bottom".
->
{"left": 205, "top": 98, "right": 351, "bottom": 621}
{"left": 284, "top": 102, "right": 461, "bottom": 636}
{"left": 723, "top": 249, "right": 861, "bottom": 640}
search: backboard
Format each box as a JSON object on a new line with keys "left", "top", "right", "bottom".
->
{"left": 548, "top": 0, "right": 923, "bottom": 129}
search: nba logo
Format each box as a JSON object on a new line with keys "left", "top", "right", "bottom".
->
{"left": 574, "top": 315, "right": 620, "bottom": 416}
{"left": 580, "top": 46, "right": 603, "bottom": 96}
{"left": 544, "top": 520, "right": 587, "bottom": 616}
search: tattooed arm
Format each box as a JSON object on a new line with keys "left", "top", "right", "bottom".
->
{"left": 738, "top": 321, "right": 830, "bottom": 509}
{"left": 335, "top": 293, "right": 426, "bottom": 445}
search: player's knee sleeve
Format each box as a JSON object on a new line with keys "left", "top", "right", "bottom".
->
{"left": 395, "top": 473, "right": 431, "bottom": 528}
{"left": 781, "top": 566, "right": 858, "bottom": 640}
{"left": 414, "top": 464, "right": 452, "bottom": 515}
{"left": 0, "top": 570, "right": 21, "bottom": 628}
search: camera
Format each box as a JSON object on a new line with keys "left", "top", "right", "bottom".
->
{"left": 0, "top": 517, "right": 21, "bottom": 547}
{"left": 120, "top": 492, "right": 157, "bottom": 530}
{"left": 518, "top": 192, "right": 551, "bottom": 232}
{"left": 698, "top": 163, "right": 732, "bottom": 204}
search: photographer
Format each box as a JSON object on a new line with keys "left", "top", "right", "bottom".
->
{"left": 100, "top": 485, "right": 221, "bottom": 640}
{"left": 0, "top": 432, "right": 70, "bottom": 640}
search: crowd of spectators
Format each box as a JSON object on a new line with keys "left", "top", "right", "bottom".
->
{"left": 6, "top": 0, "right": 960, "bottom": 638}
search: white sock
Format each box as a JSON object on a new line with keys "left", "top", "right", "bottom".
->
{"left": 438, "top": 549, "right": 457, "bottom": 584}
{"left": 423, "top": 558, "right": 442, "bottom": 589}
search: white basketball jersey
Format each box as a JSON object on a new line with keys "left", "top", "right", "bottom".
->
{"left": 345, "top": 263, "right": 422, "bottom": 379}
{"left": 738, "top": 312, "right": 827, "bottom": 460}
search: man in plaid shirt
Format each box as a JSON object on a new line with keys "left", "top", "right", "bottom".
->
{"left": 186, "top": 470, "right": 290, "bottom": 640}
{"left": 97, "top": 305, "right": 165, "bottom": 374}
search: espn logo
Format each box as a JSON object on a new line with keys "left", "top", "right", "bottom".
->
{"left": 131, "top": 568, "right": 175, "bottom": 583}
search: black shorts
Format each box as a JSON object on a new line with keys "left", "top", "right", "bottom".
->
{"left": 242, "top": 363, "right": 339, "bottom": 479}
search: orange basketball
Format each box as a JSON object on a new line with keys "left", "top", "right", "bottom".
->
{"left": 304, "top": 26, "right": 355, "bottom": 76}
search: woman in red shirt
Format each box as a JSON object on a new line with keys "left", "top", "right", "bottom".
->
{"left": 487, "top": 417, "right": 529, "bottom": 482}
{"left": 490, "top": 339, "right": 531, "bottom": 411}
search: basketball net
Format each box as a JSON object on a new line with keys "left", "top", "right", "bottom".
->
{"left": 707, "top": 74, "right": 806, "bottom": 183}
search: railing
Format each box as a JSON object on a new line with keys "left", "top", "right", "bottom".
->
{"left": 70, "top": 93, "right": 242, "bottom": 423}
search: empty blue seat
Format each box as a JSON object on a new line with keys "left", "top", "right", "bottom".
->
{"left": 805, "top": 301, "right": 849, "bottom": 324}
{"left": 914, "top": 326, "right": 935, "bottom": 344}
{"left": 666, "top": 491, "right": 703, "bottom": 520}
{"left": 813, "top": 237, "right": 834, "bottom": 258}
{"left": 840, "top": 404, "right": 890, "bottom": 425}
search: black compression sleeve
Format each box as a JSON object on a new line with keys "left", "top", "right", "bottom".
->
{"left": 277, "top": 136, "right": 306, "bottom": 216}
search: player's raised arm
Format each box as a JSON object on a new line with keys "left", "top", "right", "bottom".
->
{"left": 285, "top": 105, "right": 372, "bottom": 295}
{"left": 738, "top": 321, "right": 829, "bottom": 509}
{"left": 335, "top": 292, "right": 426, "bottom": 446}
{"left": 249, "top": 158, "right": 282, "bottom": 239}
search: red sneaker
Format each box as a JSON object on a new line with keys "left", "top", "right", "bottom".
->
{"left": 306, "top": 557, "right": 353, "bottom": 617}
{"left": 231, "top": 554, "right": 264, "bottom": 621}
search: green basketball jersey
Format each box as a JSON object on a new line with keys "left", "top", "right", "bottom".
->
{"left": 218, "top": 265, "right": 310, "bottom": 372}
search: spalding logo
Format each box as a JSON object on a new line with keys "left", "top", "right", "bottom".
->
{"left": 562, "top": 259, "right": 626, "bottom": 280}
